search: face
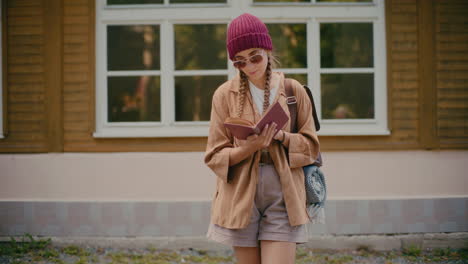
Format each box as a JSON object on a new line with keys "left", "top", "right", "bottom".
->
{"left": 232, "top": 48, "right": 268, "bottom": 82}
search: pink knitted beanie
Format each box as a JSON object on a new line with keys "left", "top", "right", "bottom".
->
{"left": 226, "top": 13, "right": 273, "bottom": 60}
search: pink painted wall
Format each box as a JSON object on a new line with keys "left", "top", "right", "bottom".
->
{"left": 0, "top": 150, "right": 467, "bottom": 201}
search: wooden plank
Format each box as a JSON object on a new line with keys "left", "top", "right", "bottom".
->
{"left": 8, "top": 7, "right": 42, "bottom": 16}
{"left": 393, "top": 81, "right": 418, "bottom": 90}
{"left": 9, "top": 122, "right": 43, "bottom": 131}
{"left": 8, "top": 25, "right": 43, "bottom": 35}
{"left": 64, "top": 53, "right": 89, "bottom": 63}
{"left": 392, "top": 90, "right": 418, "bottom": 100}
{"left": 9, "top": 45, "right": 43, "bottom": 55}
{"left": 64, "top": 102, "right": 90, "bottom": 112}
{"left": 8, "top": 35, "right": 43, "bottom": 45}
{"left": 8, "top": 65, "right": 43, "bottom": 74}
{"left": 63, "top": 63, "right": 89, "bottom": 73}
{"left": 9, "top": 93, "right": 45, "bottom": 103}
{"left": 63, "top": 72, "right": 89, "bottom": 82}
{"left": 391, "top": 41, "right": 418, "bottom": 51}
{"left": 64, "top": 16, "right": 89, "bottom": 25}
{"left": 392, "top": 109, "right": 419, "bottom": 119}
{"left": 391, "top": 52, "right": 418, "bottom": 61}
{"left": 390, "top": 4, "right": 417, "bottom": 13}
{"left": 437, "top": 62, "right": 468, "bottom": 70}
{"left": 64, "top": 0, "right": 89, "bottom": 6}
{"left": 8, "top": 103, "right": 45, "bottom": 112}
{"left": 63, "top": 93, "right": 89, "bottom": 103}
{"left": 8, "top": 55, "right": 43, "bottom": 64}
{"left": 64, "top": 24, "right": 89, "bottom": 34}
{"left": 418, "top": 0, "right": 438, "bottom": 149}
{"left": 62, "top": 83, "right": 88, "bottom": 92}
{"left": 391, "top": 24, "right": 417, "bottom": 33}
{"left": 7, "top": 0, "right": 41, "bottom": 7}
{"left": 44, "top": 0, "right": 64, "bottom": 152}
{"left": 392, "top": 32, "right": 418, "bottom": 42}
{"left": 8, "top": 74, "right": 44, "bottom": 83}
{"left": 391, "top": 61, "right": 418, "bottom": 71}
{"left": 63, "top": 111, "right": 90, "bottom": 122}
{"left": 8, "top": 84, "right": 44, "bottom": 93}
{"left": 436, "top": 52, "right": 468, "bottom": 60}
{"left": 7, "top": 16, "right": 43, "bottom": 26}
{"left": 64, "top": 6, "right": 88, "bottom": 16}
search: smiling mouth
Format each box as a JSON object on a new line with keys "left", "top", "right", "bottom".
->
{"left": 249, "top": 71, "right": 257, "bottom": 75}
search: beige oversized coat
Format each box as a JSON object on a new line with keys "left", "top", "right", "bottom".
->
{"left": 204, "top": 71, "right": 320, "bottom": 229}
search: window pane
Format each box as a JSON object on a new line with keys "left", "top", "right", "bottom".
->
{"left": 268, "top": 24, "right": 307, "bottom": 68}
{"left": 108, "top": 25, "right": 160, "bottom": 71}
{"left": 317, "top": 0, "right": 372, "bottom": 2}
{"left": 107, "top": 0, "right": 163, "bottom": 4}
{"left": 321, "top": 73, "right": 373, "bottom": 119}
{"left": 174, "top": 24, "right": 227, "bottom": 70}
{"left": 108, "top": 76, "right": 160, "bottom": 122}
{"left": 170, "top": 0, "right": 226, "bottom": 3}
{"left": 320, "top": 23, "right": 373, "bottom": 68}
{"left": 254, "top": 0, "right": 309, "bottom": 2}
{"left": 285, "top": 74, "right": 307, "bottom": 85}
{"left": 175, "top": 76, "right": 226, "bottom": 121}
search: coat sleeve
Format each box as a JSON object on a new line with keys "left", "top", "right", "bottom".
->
{"left": 204, "top": 88, "right": 234, "bottom": 183}
{"left": 282, "top": 79, "right": 320, "bottom": 169}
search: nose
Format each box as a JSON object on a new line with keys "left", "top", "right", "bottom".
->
{"left": 244, "top": 62, "right": 256, "bottom": 73}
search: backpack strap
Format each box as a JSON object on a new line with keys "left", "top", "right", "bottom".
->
{"left": 284, "top": 78, "right": 323, "bottom": 166}
{"left": 283, "top": 78, "right": 321, "bottom": 132}
{"left": 284, "top": 78, "right": 297, "bottom": 133}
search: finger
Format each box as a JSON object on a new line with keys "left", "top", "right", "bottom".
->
{"left": 263, "top": 124, "right": 276, "bottom": 146}
{"left": 261, "top": 124, "right": 269, "bottom": 136}
{"left": 247, "top": 134, "right": 258, "bottom": 141}
{"left": 268, "top": 123, "right": 277, "bottom": 139}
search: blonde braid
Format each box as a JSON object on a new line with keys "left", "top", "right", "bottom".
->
{"left": 237, "top": 71, "right": 249, "bottom": 118}
{"left": 263, "top": 58, "right": 272, "bottom": 113}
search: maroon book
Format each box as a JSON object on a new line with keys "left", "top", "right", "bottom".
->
{"left": 224, "top": 101, "right": 289, "bottom": 140}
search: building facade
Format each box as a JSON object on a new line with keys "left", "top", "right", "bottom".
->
{"left": 0, "top": 0, "right": 467, "bottom": 238}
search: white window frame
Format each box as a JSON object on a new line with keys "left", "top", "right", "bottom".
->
{"left": 94, "top": 0, "right": 388, "bottom": 138}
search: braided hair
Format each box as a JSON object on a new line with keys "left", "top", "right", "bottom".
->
{"left": 237, "top": 53, "right": 277, "bottom": 118}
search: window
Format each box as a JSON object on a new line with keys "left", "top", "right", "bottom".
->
{"left": 95, "top": 0, "right": 387, "bottom": 137}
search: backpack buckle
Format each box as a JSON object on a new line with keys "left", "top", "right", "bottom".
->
{"left": 286, "top": 96, "right": 297, "bottom": 105}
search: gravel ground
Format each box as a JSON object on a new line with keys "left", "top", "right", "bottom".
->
{"left": 0, "top": 234, "right": 467, "bottom": 264}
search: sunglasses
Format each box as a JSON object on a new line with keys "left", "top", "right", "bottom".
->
{"left": 232, "top": 50, "right": 265, "bottom": 69}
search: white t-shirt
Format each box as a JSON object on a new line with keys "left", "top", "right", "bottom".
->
{"left": 249, "top": 80, "right": 278, "bottom": 114}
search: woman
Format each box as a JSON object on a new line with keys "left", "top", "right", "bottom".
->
{"left": 204, "top": 13, "right": 320, "bottom": 264}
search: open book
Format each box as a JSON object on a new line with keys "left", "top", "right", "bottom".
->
{"left": 224, "top": 101, "right": 289, "bottom": 140}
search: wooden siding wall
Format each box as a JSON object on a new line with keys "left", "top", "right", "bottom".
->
{"left": 0, "top": 0, "right": 48, "bottom": 152}
{"left": 0, "top": 0, "right": 466, "bottom": 153}
{"left": 435, "top": 0, "right": 468, "bottom": 149}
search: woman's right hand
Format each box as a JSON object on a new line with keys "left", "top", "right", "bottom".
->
{"left": 228, "top": 122, "right": 277, "bottom": 166}
{"left": 245, "top": 122, "right": 278, "bottom": 152}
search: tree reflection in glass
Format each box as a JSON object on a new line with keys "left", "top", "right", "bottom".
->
{"left": 107, "top": 25, "right": 161, "bottom": 122}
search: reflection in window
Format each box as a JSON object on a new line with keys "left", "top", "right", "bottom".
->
{"left": 171, "top": 0, "right": 226, "bottom": 3}
{"left": 174, "top": 24, "right": 226, "bottom": 70}
{"left": 317, "top": 0, "right": 372, "bottom": 2}
{"left": 321, "top": 74, "right": 374, "bottom": 119}
{"left": 175, "top": 76, "right": 226, "bottom": 121}
{"left": 107, "top": 0, "right": 163, "bottom": 5}
{"left": 108, "top": 76, "right": 161, "bottom": 122}
{"left": 320, "top": 23, "right": 373, "bottom": 68}
{"left": 108, "top": 25, "right": 160, "bottom": 71}
{"left": 267, "top": 24, "right": 307, "bottom": 68}
{"left": 254, "top": 0, "right": 308, "bottom": 2}
{"left": 285, "top": 74, "right": 307, "bottom": 85}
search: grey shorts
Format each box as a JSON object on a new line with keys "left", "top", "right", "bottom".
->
{"left": 206, "top": 164, "right": 308, "bottom": 247}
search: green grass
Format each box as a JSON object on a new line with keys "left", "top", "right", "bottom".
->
{"left": 1, "top": 233, "right": 467, "bottom": 264}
